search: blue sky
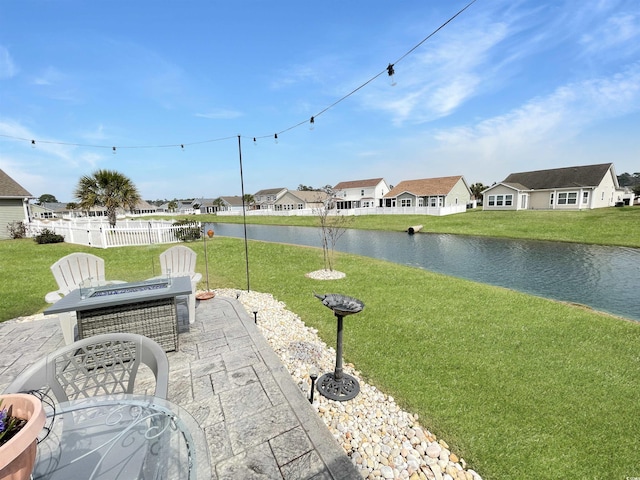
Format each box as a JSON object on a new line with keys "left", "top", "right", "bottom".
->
{"left": 1, "top": 0, "right": 639, "bottom": 202}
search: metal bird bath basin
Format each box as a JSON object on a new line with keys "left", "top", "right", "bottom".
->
{"left": 314, "top": 293, "right": 364, "bottom": 401}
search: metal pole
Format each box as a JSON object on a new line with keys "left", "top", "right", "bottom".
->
{"left": 237, "top": 135, "right": 250, "bottom": 292}
{"left": 203, "top": 227, "right": 210, "bottom": 291}
{"left": 334, "top": 313, "right": 344, "bottom": 380}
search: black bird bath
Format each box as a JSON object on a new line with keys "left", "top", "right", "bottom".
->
{"left": 314, "top": 293, "right": 365, "bottom": 401}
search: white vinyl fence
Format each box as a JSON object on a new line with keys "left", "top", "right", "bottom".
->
{"left": 217, "top": 205, "right": 468, "bottom": 217}
{"left": 27, "top": 219, "right": 198, "bottom": 248}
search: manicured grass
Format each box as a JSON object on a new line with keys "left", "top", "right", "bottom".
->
{"left": 1, "top": 235, "right": 639, "bottom": 479}
{"left": 192, "top": 206, "right": 640, "bottom": 248}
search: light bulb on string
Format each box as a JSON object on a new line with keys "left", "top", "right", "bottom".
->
{"left": 181, "top": 144, "right": 185, "bottom": 152}
{"left": 387, "top": 63, "right": 397, "bottom": 86}
{"left": 309, "top": 116, "right": 315, "bottom": 131}
{"left": 31, "top": 140, "right": 36, "bottom": 148}
{"left": 253, "top": 137, "right": 257, "bottom": 146}
{"left": 112, "top": 146, "right": 117, "bottom": 154}
{"left": 274, "top": 133, "right": 278, "bottom": 144}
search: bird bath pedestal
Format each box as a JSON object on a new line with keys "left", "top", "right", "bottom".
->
{"left": 314, "top": 293, "right": 364, "bottom": 401}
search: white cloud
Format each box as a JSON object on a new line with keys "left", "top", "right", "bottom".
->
{"left": 361, "top": 18, "right": 514, "bottom": 124}
{"left": 431, "top": 63, "right": 640, "bottom": 165}
{"left": 0, "top": 46, "right": 18, "bottom": 79}
{"left": 580, "top": 11, "right": 640, "bottom": 55}
{"left": 195, "top": 109, "right": 243, "bottom": 120}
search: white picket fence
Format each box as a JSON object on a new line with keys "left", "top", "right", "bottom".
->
{"left": 27, "top": 219, "right": 196, "bottom": 248}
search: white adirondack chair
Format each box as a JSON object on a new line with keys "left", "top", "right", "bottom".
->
{"left": 45, "top": 253, "right": 121, "bottom": 345}
{"left": 159, "top": 245, "right": 202, "bottom": 324}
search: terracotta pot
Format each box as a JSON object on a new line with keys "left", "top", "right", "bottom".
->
{"left": 0, "top": 393, "right": 46, "bottom": 480}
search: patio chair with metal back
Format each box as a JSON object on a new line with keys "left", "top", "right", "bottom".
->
{"left": 159, "top": 246, "right": 202, "bottom": 324}
{"left": 3, "top": 333, "right": 169, "bottom": 401}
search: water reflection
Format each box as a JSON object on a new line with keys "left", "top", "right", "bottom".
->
{"left": 208, "top": 223, "right": 640, "bottom": 321}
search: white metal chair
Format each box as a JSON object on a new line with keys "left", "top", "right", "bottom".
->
{"left": 3, "top": 333, "right": 169, "bottom": 401}
{"left": 159, "top": 246, "right": 202, "bottom": 324}
{"left": 45, "top": 253, "right": 123, "bottom": 345}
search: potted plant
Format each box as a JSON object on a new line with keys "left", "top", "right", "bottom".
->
{"left": 0, "top": 393, "right": 46, "bottom": 480}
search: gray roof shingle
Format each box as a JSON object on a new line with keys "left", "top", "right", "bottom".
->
{"left": 502, "top": 163, "right": 615, "bottom": 189}
{"left": 0, "top": 169, "right": 32, "bottom": 198}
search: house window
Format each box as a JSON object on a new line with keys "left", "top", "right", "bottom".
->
{"left": 582, "top": 192, "right": 589, "bottom": 204}
{"left": 505, "top": 194, "right": 513, "bottom": 206}
{"left": 361, "top": 189, "right": 365, "bottom": 196}
{"left": 488, "top": 195, "right": 495, "bottom": 206}
{"left": 418, "top": 198, "right": 424, "bottom": 207}
{"left": 297, "top": 203, "right": 304, "bottom": 209}
{"left": 430, "top": 197, "right": 437, "bottom": 207}
{"left": 401, "top": 198, "right": 412, "bottom": 207}
{"left": 550, "top": 193, "right": 554, "bottom": 205}
{"left": 496, "top": 195, "right": 504, "bottom": 206}
{"left": 558, "top": 192, "right": 577, "bottom": 205}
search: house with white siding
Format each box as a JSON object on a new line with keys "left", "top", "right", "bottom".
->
{"left": 482, "top": 163, "right": 623, "bottom": 211}
{"left": 332, "top": 178, "right": 390, "bottom": 209}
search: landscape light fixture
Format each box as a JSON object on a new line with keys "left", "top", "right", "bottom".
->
{"left": 309, "top": 367, "right": 318, "bottom": 403}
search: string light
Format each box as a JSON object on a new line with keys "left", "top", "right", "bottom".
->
{"left": 253, "top": 137, "right": 257, "bottom": 146}
{"left": 0, "top": 1, "right": 476, "bottom": 152}
{"left": 387, "top": 63, "right": 396, "bottom": 86}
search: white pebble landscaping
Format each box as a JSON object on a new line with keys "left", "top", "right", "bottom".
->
{"left": 214, "top": 283, "right": 483, "bottom": 480}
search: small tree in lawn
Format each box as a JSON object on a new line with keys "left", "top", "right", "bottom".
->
{"left": 315, "top": 196, "right": 351, "bottom": 272}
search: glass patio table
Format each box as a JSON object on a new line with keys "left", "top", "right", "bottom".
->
{"left": 34, "top": 394, "right": 210, "bottom": 480}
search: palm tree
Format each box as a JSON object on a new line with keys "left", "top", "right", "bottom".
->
{"left": 469, "top": 182, "right": 486, "bottom": 200}
{"left": 74, "top": 169, "right": 141, "bottom": 227}
{"left": 243, "top": 194, "right": 255, "bottom": 209}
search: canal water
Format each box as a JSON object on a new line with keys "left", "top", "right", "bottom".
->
{"left": 207, "top": 222, "right": 640, "bottom": 322}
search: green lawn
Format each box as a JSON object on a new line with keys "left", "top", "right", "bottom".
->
{"left": 2, "top": 207, "right": 639, "bottom": 479}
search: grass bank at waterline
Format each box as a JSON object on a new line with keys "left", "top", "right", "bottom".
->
{"left": 195, "top": 206, "right": 640, "bottom": 248}
{"left": 1, "top": 237, "right": 639, "bottom": 479}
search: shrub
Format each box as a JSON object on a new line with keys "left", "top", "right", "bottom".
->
{"left": 174, "top": 220, "right": 201, "bottom": 242}
{"left": 6, "top": 221, "right": 27, "bottom": 239}
{"left": 34, "top": 228, "right": 65, "bottom": 244}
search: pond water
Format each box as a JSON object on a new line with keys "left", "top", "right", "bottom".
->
{"left": 207, "top": 222, "right": 640, "bottom": 322}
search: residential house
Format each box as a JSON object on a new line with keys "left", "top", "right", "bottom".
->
{"left": 383, "top": 176, "right": 471, "bottom": 208}
{"left": 131, "top": 199, "right": 157, "bottom": 215}
{"left": 254, "top": 188, "right": 287, "bottom": 210}
{"left": 273, "top": 190, "right": 330, "bottom": 211}
{"left": 332, "top": 178, "right": 390, "bottom": 209}
{"left": 211, "top": 195, "right": 248, "bottom": 213}
{"left": 0, "top": 169, "right": 34, "bottom": 239}
{"left": 482, "top": 163, "right": 622, "bottom": 211}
